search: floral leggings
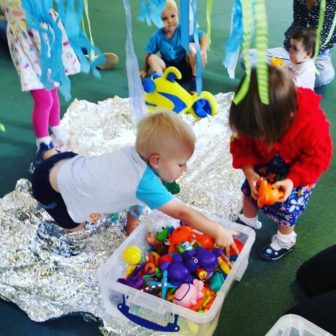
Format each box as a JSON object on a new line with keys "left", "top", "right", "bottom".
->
{"left": 241, "top": 154, "right": 316, "bottom": 226}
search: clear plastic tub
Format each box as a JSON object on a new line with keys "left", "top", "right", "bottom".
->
{"left": 266, "top": 314, "right": 333, "bottom": 336}
{"left": 97, "top": 214, "right": 255, "bottom": 335}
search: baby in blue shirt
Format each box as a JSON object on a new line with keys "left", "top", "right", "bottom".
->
{"left": 140, "top": 0, "right": 208, "bottom": 90}
{"left": 32, "top": 110, "right": 238, "bottom": 253}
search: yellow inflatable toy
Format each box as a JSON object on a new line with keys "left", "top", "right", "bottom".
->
{"left": 142, "top": 66, "right": 218, "bottom": 120}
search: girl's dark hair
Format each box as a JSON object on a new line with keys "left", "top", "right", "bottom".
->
{"left": 291, "top": 28, "right": 316, "bottom": 57}
{"left": 229, "top": 66, "right": 297, "bottom": 145}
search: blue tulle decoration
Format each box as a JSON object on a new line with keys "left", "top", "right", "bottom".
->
{"left": 180, "top": 0, "right": 190, "bottom": 53}
{"left": 124, "top": 0, "right": 146, "bottom": 123}
{"left": 138, "top": 0, "right": 166, "bottom": 27}
{"left": 223, "top": 0, "right": 243, "bottom": 78}
{"left": 191, "top": 0, "right": 202, "bottom": 94}
{"left": 55, "top": 0, "right": 104, "bottom": 78}
{"left": 22, "top": 0, "right": 71, "bottom": 100}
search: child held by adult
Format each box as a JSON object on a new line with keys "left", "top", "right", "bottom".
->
{"left": 0, "top": 1, "right": 80, "bottom": 169}
{"left": 32, "top": 110, "right": 238, "bottom": 255}
{"left": 286, "top": 27, "right": 316, "bottom": 89}
{"left": 229, "top": 66, "right": 332, "bottom": 260}
{"left": 139, "top": 0, "right": 208, "bottom": 92}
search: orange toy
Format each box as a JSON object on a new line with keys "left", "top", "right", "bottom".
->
{"left": 257, "top": 178, "right": 284, "bottom": 208}
{"left": 168, "top": 226, "right": 195, "bottom": 253}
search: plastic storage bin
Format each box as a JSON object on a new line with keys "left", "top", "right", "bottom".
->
{"left": 97, "top": 214, "right": 255, "bottom": 336}
{"left": 266, "top": 314, "right": 333, "bottom": 336}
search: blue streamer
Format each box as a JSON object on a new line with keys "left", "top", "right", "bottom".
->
{"left": 123, "top": 0, "right": 146, "bottom": 123}
{"left": 223, "top": 0, "right": 243, "bottom": 79}
{"left": 55, "top": 0, "right": 104, "bottom": 79}
{"left": 137, "top": 0, "right": 166, "bottom": 27}
{"left": 22, "top": 0, "right": 71, "bottom": 100}
{"left": 180, "top": 0, "right": 190, "bottom": 53}
{"left": 191, "top": 0, "right": 202, "bottom": 94}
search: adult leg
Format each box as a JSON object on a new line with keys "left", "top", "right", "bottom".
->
{"left": 315, "top": 50, "right": 335, "bottom": 87}
{"left": 296, "top": 244, "right": 336, "bottom": 296}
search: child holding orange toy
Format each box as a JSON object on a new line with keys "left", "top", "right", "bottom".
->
{"left": 229, "top": 66, "right": 332, "bottom": 260}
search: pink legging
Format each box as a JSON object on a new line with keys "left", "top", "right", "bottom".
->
{"left": 31, "top": 88, "right": 60, "bottom": 138}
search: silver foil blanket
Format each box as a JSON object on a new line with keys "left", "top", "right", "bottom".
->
{"left": 0, "top": 93, "right": 244, "bottom": 335}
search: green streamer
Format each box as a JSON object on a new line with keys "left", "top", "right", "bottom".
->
{"left": 206, "top": 0, "right": 213, "bottom": 47}
{"left": 255, "top": 0, "right": 269, "bottom": 104}
{"left": 0, "top": 123, "right": 5, "bottom": 132}
{"left": 233, "top": 0, "right": 253, "bottom": 105}
{"left": 322, "top": 10, "right": 336, "bottom": 47}
{"left": 314, "top": 0, "right": 326, "bottom": 61}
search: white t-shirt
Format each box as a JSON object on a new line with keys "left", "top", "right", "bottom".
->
{"left": 57, "top": 146, "right": 173, "bottom": 222}
{"left": 287, "top": 58, "right": 316, "bottom": 90}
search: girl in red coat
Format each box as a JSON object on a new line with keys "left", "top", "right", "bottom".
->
{"left": 229, "top": 66, "right": 332, "bottom": 260}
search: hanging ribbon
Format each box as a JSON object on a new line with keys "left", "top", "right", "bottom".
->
{"left": 191, "top": 0, "right": 202, "bottom": 94}
{"left": 22, "top": 0, "right": 71, "bottom": 100}
{"left": 322, "top": 10, "right": 336, "bottom": 47}
{"left": 223, "top": 0, "right": 243, "bottom": 79}
{"left": 123, "top": 0, "right": 146, "bottom": 123}
{"left": 233, "top": 0, "right": 253, "bottom": 105}
{"left": 255, "top": 0, "right": 268, "bottom": 104}
{"left": 314, "top": 0, "right": 326, "bottom": 59}
{"left": 322, "top": 11, "right": 336, "bottom": 47}
{"left": 137, "top": 0, "right": 166, "bottom": 27}
{"left": 206, "top": 0, "right": 213, "bottom": 47}
{"left": 180, "top": 0, "right": 190, "bottom": 53}
{"left": 55, "top": 0, "right": 104, "bottom": 78}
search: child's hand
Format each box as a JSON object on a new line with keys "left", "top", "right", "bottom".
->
{"left": 243, "top": 166, "right": 260, "bottom": 199}
{"left": 247, "top": 173, "right": 261, "bottom": 200}
{"left": 201, "top": 50, "right": 207, "bottom": 67}
{"left": 215, "top": 226, "right": 239, "bottom": 257}
{"left": 139, "top": 70, "right": 147, "bottom": 78}
{"left": 273, "top": 178, "right": 294, "bottom": 202}
{"left": 89, "top": 213, "right": 101, "bottom": 223}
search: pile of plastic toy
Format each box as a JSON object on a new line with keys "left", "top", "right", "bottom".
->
{"left": 118, "top": 225, "right": 244, "bottom": 312}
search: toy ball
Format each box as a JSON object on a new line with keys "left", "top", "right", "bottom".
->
{"left": 122, "top": 245, "right": 142, "bottom": 265}
{"left": 142, "top": 66, "right": 218, "bottom": 120}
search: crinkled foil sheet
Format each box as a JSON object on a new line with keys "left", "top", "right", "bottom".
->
{"left": 0, "top": 93, "right": 244, "bottom": 336}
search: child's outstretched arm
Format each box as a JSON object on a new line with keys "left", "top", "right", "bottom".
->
{"left": 159, "top": 198, "right": 239, "bottom": 255}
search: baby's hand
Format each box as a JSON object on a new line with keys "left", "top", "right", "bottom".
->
{"left": 89, "top": 213, "right": 101, "bottom": 223}
{"left": 273, "top": 178, "right": 294, "bottom": 202}
{"left": 215, "top": 226, "right": 239, "bottom": 257}
{"left": 139, "top": 70, "right": 147, "bottom": 78}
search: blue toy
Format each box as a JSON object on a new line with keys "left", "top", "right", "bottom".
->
{"left": 142, "top": 66, "right": 218, "bottom": 120}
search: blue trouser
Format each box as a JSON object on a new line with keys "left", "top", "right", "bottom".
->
{"left": 31, "top": 151, "right": 79, "bottom": 229}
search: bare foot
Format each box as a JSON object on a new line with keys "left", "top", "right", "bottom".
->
{"left": 65, "top": 222, "right": 85, "bottom": 233}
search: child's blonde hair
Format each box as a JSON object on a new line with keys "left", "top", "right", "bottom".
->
{"left": 164, "top": 0, "right": 178, "bottom": 13}
{"left": 136, "top": 110, "right": 195, "bottom": 160}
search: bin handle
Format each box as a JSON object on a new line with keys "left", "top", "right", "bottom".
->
{"left": 117, "top": 295, "right": 180, "bottom": 332}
